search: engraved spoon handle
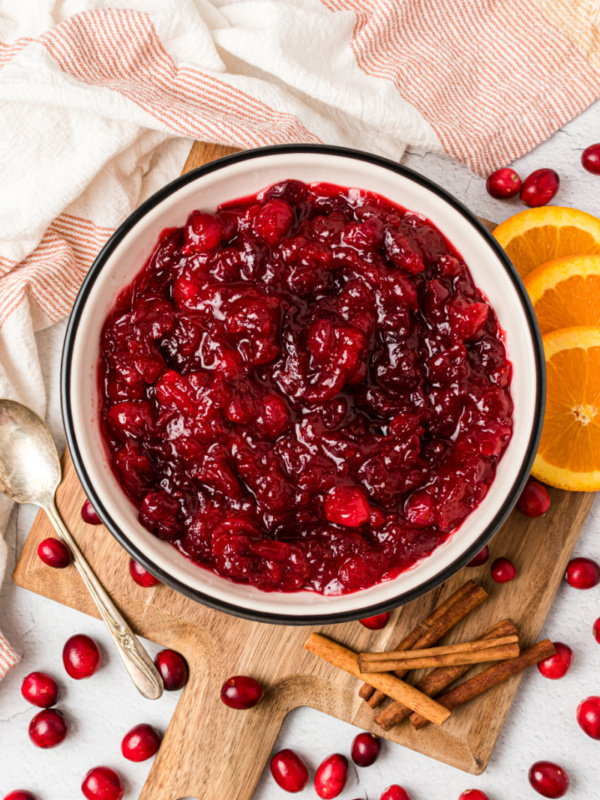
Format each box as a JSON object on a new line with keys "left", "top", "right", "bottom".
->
{"left": 45, "top": 499, "right": 163, "bottom": 700}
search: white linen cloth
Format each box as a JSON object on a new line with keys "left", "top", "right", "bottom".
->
{"left": 1, "top": 0, "right": 598, "bottom": 676}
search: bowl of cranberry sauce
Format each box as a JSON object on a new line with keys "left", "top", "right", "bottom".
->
{"left": 63, "top": 146, "right": 544, "bottom": 624}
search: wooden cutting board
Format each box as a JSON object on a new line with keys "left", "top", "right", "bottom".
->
{"left": 12, "top": 142, "right": 595, "bottom": 799}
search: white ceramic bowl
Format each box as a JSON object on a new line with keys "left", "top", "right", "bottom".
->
{"left": 62, "top": 145, "right": 544, "bottom": 624}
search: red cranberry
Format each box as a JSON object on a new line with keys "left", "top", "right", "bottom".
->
{"left": 81, "top": 767, "right": 124, "bottom": 800}
{"left": 314, "top": 754, "right": 348, "bottom": 799}
{"left": 270, "top": 749, "right": 309, "bottom": 793}
{"left": 324, "top": 485, "right": 370, "bottom": 527}
{"left": 576, "top": 695, "right": 600, "bottom": 739}
{"left": 28, "top": 708, "right": 68, "bottom": 748}
{"left": 3, "top": 792, "right": 37, "bottom": 800}
{"left": 517, "top": 479, "right": 551, "bottom": 517}
{"left": 582, "top": 143, "right": 600, "bottom": 175}
{"left": 21, "top": 671, "right": 59, "bottom": 708}
{"left": 220, "top": 675, "right": 263, "bottom": 709}
{"left": 593, "top": 617, "right": 600, "bottom": 643}
{"left": 528, "top": 761, "right": 570, "bottom": 798}
{"left": 380, "top": 787, "right": 411, "bottom": 800}
{"left": 63, "top": 634, "right": 102, "bottom": 679}
{"left": 121, "top": 723, "right": 162, "bottom": 761}
{"left": 520, "top": 169, "right": 559, "bottom": 207}
{"left": 351, "top": 732, "right": 381, "bottom": 766}
{"left": 359, "top": 612, "right": 390, "bottom": 630}
{"left": 129, "top": 558, "right": 160, "bottom": 587}
{"left": 491, "top": 557, "right": 516, "bottom": 583}
{"left": 37, "top": 537, "right": 71, "bottom": 569}
{"left": 467, "top": 546, "right": 489, "bottom": 567}
{"left": 154, "top": 649, "right": 188, "bottom": 691}
{"left": 486, "top": 168, "right": 522, "bottom": 199}
{"left": 537, "top": 642, "right": 573, "bottom": 680}
{"left": 81, "top": 499, "right": 102, "bottom": 525}
{"left": 458, "top": 792, "right": 489, "bottom": 800}
{"left": 565, "top": 557, "right": 600, "bottom": 589}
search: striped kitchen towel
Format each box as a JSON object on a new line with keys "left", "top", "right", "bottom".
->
{"left": 0, "top": 0, "right": 598, "bottom": 671}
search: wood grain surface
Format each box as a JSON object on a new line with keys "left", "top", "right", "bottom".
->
{"left": 12, "top": 142, "right": 595, "bottom": 799}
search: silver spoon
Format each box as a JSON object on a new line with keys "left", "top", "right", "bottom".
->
{"left": 0, "top": 399, "right": 163, "bottom": 700}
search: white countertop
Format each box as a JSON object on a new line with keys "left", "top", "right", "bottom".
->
{"left": 2, "top": 100, "right": 600, "bottom": 799}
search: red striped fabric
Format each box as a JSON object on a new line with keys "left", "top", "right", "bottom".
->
{"left": 0, "top": 632, "right": 20, "bottom": 679}
{"left": 322, "top": 0, "right": 600, "bottom": 174}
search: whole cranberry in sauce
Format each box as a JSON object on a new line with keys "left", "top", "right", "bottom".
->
{"left": 565, "top": 557, "right": 600, "bottom": 589}
{"left": 528, "top": 761, "right": 570, "bottom": 797}
{"left": 520, "top": 169, "right": 560, "bottom": 207}
{"left": 37, "top": 537, "right": 71, "bottom": 569}
{"left": 63, "top": 634, "right": 102, "bottom": 679}
{"left": 467, "top": 546, "right": 489, "bottom": 567}
{"left": 121, "top": 723, "right": 162, "bottom": 761}
{"left": 97, "top": 180, "right": 514, "bottom": 596}
{"left": 359, "top": 612, "right": 391, "bottom": 630}
{"left": 81, "top": 767, "right": 124, "bottom": 800}
{"left": 220, "top": 675, "right": 263, "bottom": 709}
{"left": 582, "top": 143, "right": 600, "bottom": 174}
{"left": 517, "top": 479, "right": 550, "bottom": 517}
{"left": 576, "top": 695, "right": 600, "bottom": 739}
{"left": 314, "top": 754, "right": 348, "bottom": 799}
{"left": 81, "top": 499, "right": 102, "bottom": 525}
{"left": 270, "top": 749, "right": 309, "bottom": 793}
{"left": 21, "top": 672, "right": 59, "bottom": 708}
{"left": 28, "top": 708, "right": 68, "bottom": 749}
{"left": 351, "top": 732, "right": 381, "bottom": 766}
{"left": 486, "top": 168, "right": 522, "bottom": 199}
{"left": 129, "top": 558, "right": 160, "bottom": 587}
{"left": 490, "top": 557, "right": 516, "bottom": 583}
{"left": 154, "top": 649, "right": 189, "bottom": 691}
{"left": 537, "top": 642, "right": 573, "bottom": 680}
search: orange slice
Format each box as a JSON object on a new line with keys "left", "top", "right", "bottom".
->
{"left": 533, "top": 326, "right": 600, "bottom": 491}
{"left": 494, "top": 206, "right": 600, "bottom": 280}
{"left": 524, "top": 255, "right": 600, "bottom": 336}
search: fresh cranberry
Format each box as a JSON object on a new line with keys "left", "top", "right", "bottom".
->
{"left": 28, "top": 708, "right": 68, "bottom": 748}
{"left": 129, "top": 558, "right": 160, "bottom": 587}
{"left": 458, "top": 792, "right": 489, "bottom": 800}
{"left": 121, "top": 723, "right": 162, "bottom": 761}
{"left": 81, "top": 499, "right": 102, "bottom": 524}
{"left": 593, "top": 617, "right": 600, "bottom": 643}
{"left": 351, "top": 732, "right": 381, "bottom": 766}
{"left": 565, "top": 557, "right": 600, "bottom": 589}
{"left": 576, "top": 695, "right": 600, "bottom": 739}
{"left": 467, "top": 546, "right": 489, "bottom": 567}
{"left": 21, "top": 672, "right": 59, "bottom": 708}
{"left": 37, "top": 537, "right": 71, "bottom": 569}
{"left": 314, "top": 754, "right": 348, "bottom": 799}
{"left": 491, "top": 557, "right": 516, "bottom": 583}
{"left": 537, "top": 642, "right": 573, "bottom": 679}
{"left": 270, "top": 749, "right": 309, "bottom": 793}
{"left": 324, "top": 485, "right": 370, "bottom": 527}
{"left": 517, "top": 479, "right": 551, "bottom": 517}
{"left": 154, "top": 649, "right": 188, "bottom": 691}
{"left": 528, "top": 761, "right": 570, "bottom": 798}
{"left": 3, "top": 792, "right": 37, "bottom": 800}
{"left": 520, "top": 169, "right": 559, "bottom": 207}
{"left": 582, "top": 144, "right": 600, "bottom": 175}
{"left": 486, "top": 168, "right": 521, "bottom": 199}
{"left": 63, "top": 634, "right": 102, "bottom": 679}
{"left": 359, "top": 612, "right": 390, "bottom": 630}
{"left": 81, "top": 767, "right": 124, "bottom": 800}
{"left": 380, "top": 787, "right": 411, "bottom": 800}
{"left": 220, "top": 675, "right": 263, "bottom": 709}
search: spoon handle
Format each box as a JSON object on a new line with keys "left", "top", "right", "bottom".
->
{"left": 46, "top": 500, "right": 164, "bottom": 700}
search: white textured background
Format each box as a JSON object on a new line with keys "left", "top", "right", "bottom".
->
{"left": 1, "top": 100, "right": 600, "bottom": 799}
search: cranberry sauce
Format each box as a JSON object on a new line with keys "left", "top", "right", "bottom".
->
{"left": 98, "top": 180, "right": 513, "bottom": 595}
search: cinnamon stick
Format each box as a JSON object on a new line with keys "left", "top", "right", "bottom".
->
{"left": 359, "top": 581, "right": 488, "bottom": 708}
{"left": 303, "top": 633, "right": 451, "bottom": 727}
{"left": 374, "top": 618, "right": 517, "bottom": 731}
{"left": 358, "top": 642, "right": 519, "bottom": 672}
{"left": 360, "top": 635, "right": 519, "bottom": 662}
{"left": 410, "top": 639, "right": 556, "bottom": 730}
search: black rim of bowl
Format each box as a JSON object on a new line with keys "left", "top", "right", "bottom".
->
{"left": 61, "top": 143, "right": 546, "bottom": 626}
